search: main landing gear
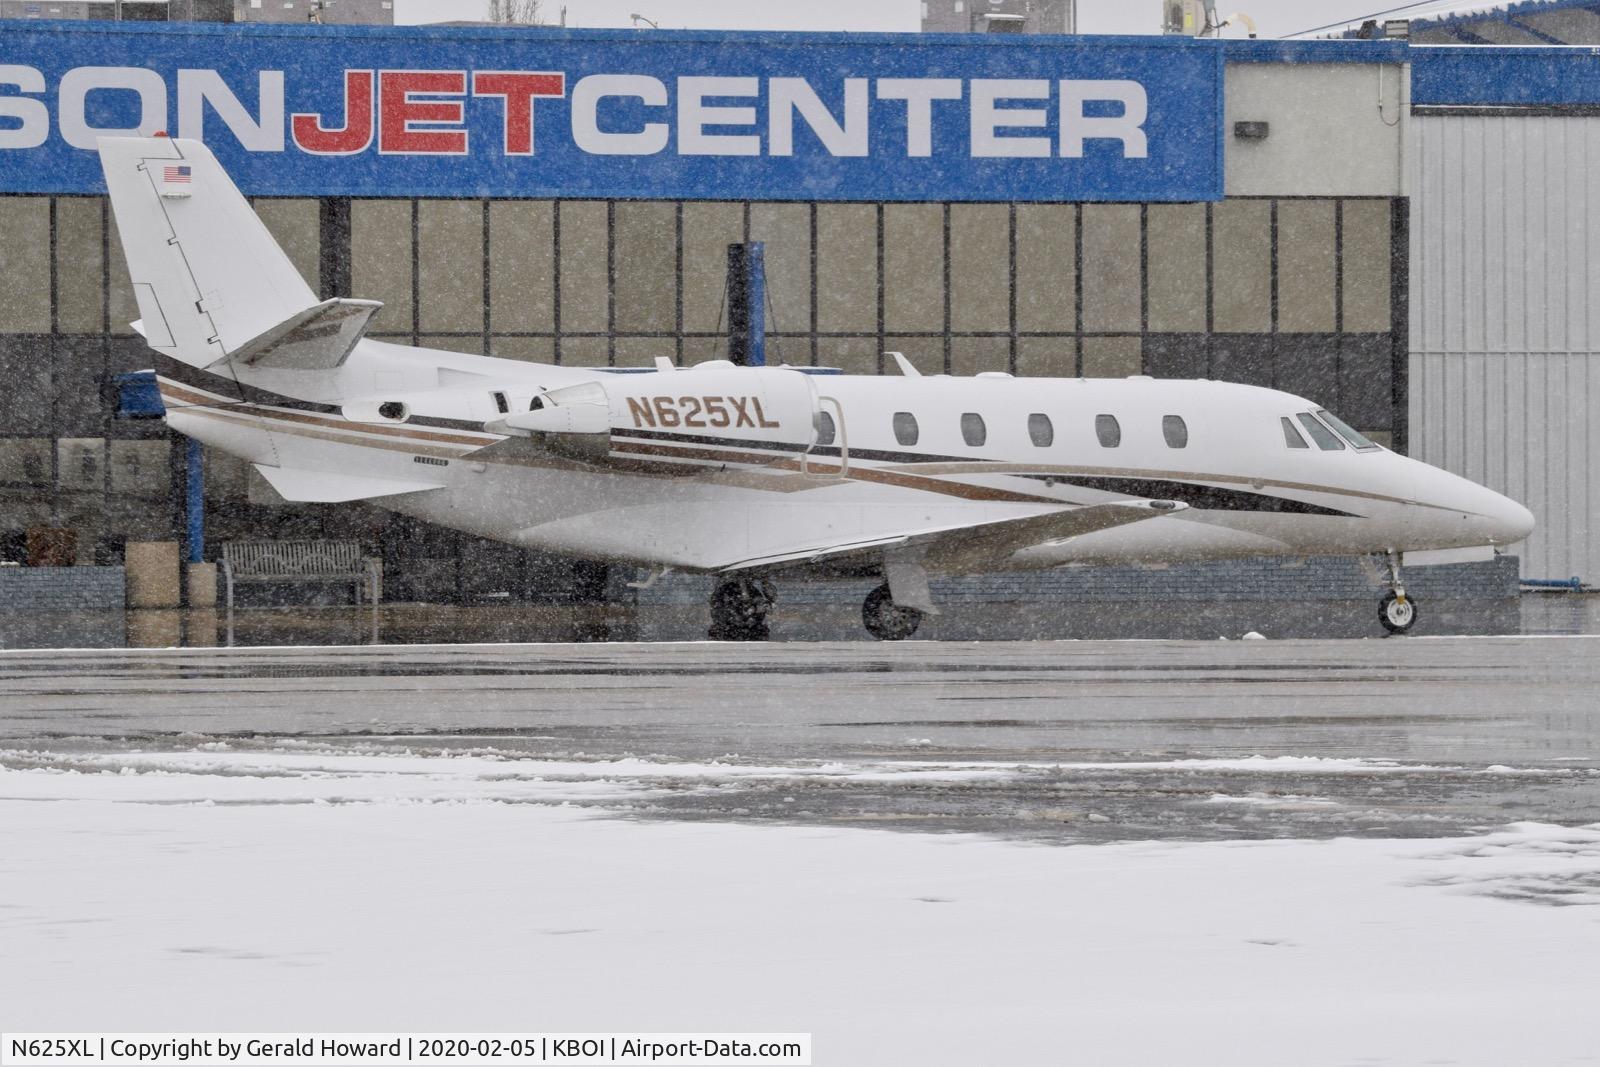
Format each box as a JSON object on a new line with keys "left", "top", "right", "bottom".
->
{"left": 1379, "top": 551, "right": 1418, "bottom": 635}
{"left": 708, "top": 578, "right": 774, "bottom": 641}
{"left": 862, "top": 583, "right": 924, "bottom": 641}
{"left": 709, "top": 578, "right": 928, "bottom": 641}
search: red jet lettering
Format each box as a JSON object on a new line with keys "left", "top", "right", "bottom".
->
{"left": 472, "top": 71, "right": 565, "bottom": 155}
{"left": 292, "top": 68, "right": 565, "bottom": 158}
{"left": 290, "top": 69, "right": 374, "bottom": 155}
{"left": 380, "top": 70, "right": 468, "bottom": 155}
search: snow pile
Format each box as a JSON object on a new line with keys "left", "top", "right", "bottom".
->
{"left": 3, "top": 747, "right": 1600, "bottom": 1065}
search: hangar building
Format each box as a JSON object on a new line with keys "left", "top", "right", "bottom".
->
{"left": 0, "top": 15, "right": 1592, "bottom": 608}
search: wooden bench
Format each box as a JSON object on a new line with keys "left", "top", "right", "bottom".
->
{"left": 221, "top": 540, "right": 381, "bottom": 614}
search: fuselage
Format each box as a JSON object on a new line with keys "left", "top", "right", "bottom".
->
{"left": 156, "top": 338, "right": 1535, "bottom": 577}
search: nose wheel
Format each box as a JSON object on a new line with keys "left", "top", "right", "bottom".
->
{"left": 862, "top": 583, "right": 924, "bottom": 641}
{"left": 1379, "top": 590, "right": 1417, "bottom": 634}
{"left": 1378, "top": 551, "right": 1418, "bottom": 634}
{"left": 708, "top": 578, "right": 774, "bottom": 641}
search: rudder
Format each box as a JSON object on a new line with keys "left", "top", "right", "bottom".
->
{"left": 98, "top": 136, "right": 321, "bottom": 370}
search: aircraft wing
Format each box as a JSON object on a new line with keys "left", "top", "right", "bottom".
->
{"left": 253, "top": 465, "right": 444, "bottom": 503}
{"left": 716, "top": 499, "right": 1186, "bottom": 576}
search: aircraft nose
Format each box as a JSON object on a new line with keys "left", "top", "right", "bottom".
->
{"left": 1490, "top": 493, "right": 1536, "bottom": 545}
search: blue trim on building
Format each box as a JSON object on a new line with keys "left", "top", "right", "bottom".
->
{"left": 1221, "top": 38, "right": 1408, "bottom": 63}
{"left": 1412, "top": 46, "right": 1600, "bottom": 106}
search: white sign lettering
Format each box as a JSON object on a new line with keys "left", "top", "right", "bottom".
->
{"left": 0, "top": 65, "right": 1154, "bottom": 162}
{"left": 571, "top": 74, "right": 669, "bottom": 155}
{"left": 677, "top": 76, "right": 760, "bottom": 156}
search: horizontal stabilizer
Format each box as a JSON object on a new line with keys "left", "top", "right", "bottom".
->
{"left": 254, "top": 464, "right": 443, "bottom": 503}
{"left": 232, "top": 297, "right": 384, "bottom": 370}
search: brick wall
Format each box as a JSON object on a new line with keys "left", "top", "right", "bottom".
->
{"left": 0, "top": 567, "right": 127, "bottom": 610}
{"left": 633, "top": 556, "right": 1521, "bottom": 606}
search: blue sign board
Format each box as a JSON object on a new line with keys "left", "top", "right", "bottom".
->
{"left": 0, "top": 20, "right": 1224, "bottom": 201}
{"left": 1412, "top": 46, "right": 1600, "bottom": 107}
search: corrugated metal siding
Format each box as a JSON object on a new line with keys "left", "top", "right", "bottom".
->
{"left": 1410, "top": 114, "right": 1600, "bottom": 580}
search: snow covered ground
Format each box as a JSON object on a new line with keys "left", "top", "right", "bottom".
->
{"left": 4, "top": 744, "right": 1600, "bottom": 1066}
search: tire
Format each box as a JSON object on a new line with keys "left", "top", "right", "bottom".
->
{"left": 1379, "top": 590, "right": 1418, "bottom": 634}
{"left": 709, "top": 579, "right": 773, "bottom": 641}
{"left": 862, "top": 583, "right": 923, "bottom": 641}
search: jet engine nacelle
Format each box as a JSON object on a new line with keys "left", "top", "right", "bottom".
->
{"left": 487, "top": 362, "right": 821, "bottom": 468}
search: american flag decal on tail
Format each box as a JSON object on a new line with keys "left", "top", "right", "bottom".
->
{"left": 158, "top": 163, "right": 193, "bottom": 198}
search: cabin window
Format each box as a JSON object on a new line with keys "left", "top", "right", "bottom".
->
{"left": 817, "top": 410, "right": 836, "bottom": 446}
{"left": 1317, "top": 409, "right": 1381, "bottom": 451}
{"left": 1162, "top": 415, "right": 1188, "bottom": 449}
{"left": 960, "top": 413, "right": 987, "bottom": 447}
{"left": 1281, "top": 417, "right": 1309, "bottom": 448}
{"left": 492, "top": 391, "right": 509, "bottom": 414}
{"left": 1095, "top": 414, "right": 1121, "bottom": 448}
{"left": 893, "top": 411, "right": 919, "bottom": 447}
{"left": 1028, "top": 413, "right": 1054, "bottom": 447}
{"left": 1297, "top": 412, "right": 1346, "bottom": 451}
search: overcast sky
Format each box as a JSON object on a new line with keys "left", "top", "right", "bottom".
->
{"left": 393, "top": 0, "right": 1426, "bottom": 39}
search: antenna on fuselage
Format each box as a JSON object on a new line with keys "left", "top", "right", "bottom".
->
{"left": 887, "top": 352, "right": 922, "bottom": 377}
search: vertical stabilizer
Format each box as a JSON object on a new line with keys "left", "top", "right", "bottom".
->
{"left": 97, "top": 136, "right": 322, "bottom": 370}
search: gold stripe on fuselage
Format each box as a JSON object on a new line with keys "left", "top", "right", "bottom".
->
{"left": 173, "top": 398, "right": 1398, "bottom": 514}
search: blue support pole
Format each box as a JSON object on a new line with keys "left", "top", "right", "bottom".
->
{"left": 746, "top": 241, "right": 765, "bottom": 367}
{"left": 184, "top": 437, "right": 204, "bottom": 565}
{"left": 725, "top": 241, "right": 767, "bottom": 367}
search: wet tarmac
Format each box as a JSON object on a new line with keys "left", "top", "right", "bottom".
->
{"left": 3, "top": 635, "right": 1597, "bottom": 845}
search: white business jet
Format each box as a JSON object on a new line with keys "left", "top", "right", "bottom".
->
{"left": 98, "top": 136, "right": 1534, "bottom": 639}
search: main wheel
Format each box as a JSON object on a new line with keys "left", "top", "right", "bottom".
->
{"left": 1379, "top": 590, "right": 1418, "bottom": 634}
{"left": 708, "top": 579, "right": 773, "bottom": 641}
{"left": 862, "top": 583, "right": 923, "bottom": 641}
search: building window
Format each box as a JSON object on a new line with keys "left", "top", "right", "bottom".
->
{"left": 893, "top": 411, "right": 919, "bottom": 447}
{"left": 1095, "top": 414, "right": 1121, "bottom": 448}
{"left": 1281, "top": 417, "right": 1309, "bottom": 448}
{"left": 1162, "top": 415, "right": 1188, "bottom": 449}
{"left": 960, "top": 412, "right": 986, "bottom": 447}
{"left": 1028, "top": 413, "right": 1053, "bottom": 447}
{"left": 817, "top": 410, "right": 836, "bottom": 446}
{"left": 1297, "top": 412, "right": 1346, "bottom": 451}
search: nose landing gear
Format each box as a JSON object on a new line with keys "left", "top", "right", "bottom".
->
{"left": 862, "top": 583, "right": 924, "bottom": 641}
{"left": 708, "top": 578, "right": 774, "bottom": 641}
{"left": 1379, "top": 551, "right": 1418, "bottom": 634}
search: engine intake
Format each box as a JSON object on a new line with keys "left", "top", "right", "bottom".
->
{"left": 485, "top": 363, "right": 822, "bottom": 469}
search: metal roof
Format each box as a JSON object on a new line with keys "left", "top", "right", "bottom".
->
{"left": 1312, "top": 0, "right": 1600, "bottom": 43}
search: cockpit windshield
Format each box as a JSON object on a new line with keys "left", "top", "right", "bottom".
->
{"left": 1316, "top": 410, "right": 1382, "bottom": 451}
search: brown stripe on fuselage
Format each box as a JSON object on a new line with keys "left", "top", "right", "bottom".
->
{"left": 158, "top": 378, "right": 493, "bottom": 448}
{"left": 612, "top": 438, "right": 1067, "bottom": 504}
{"left": 158, "top": 380, "right": 238, "bottom": 408}
{"left": 227, "top": 403, "right": 497, "bottom": 447}
{"left": 181, "top": 407, "right": 474, "bottom": 461}
{"left": 880, "top": 460, "right": 1428, "bottom": 510}
{"left": 181, "top": 406, "right": 1383, "bottom": 515}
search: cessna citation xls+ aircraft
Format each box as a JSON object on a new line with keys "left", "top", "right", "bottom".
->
{"left": 98, "top": 136, "right": 1534, "bottom": 639}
